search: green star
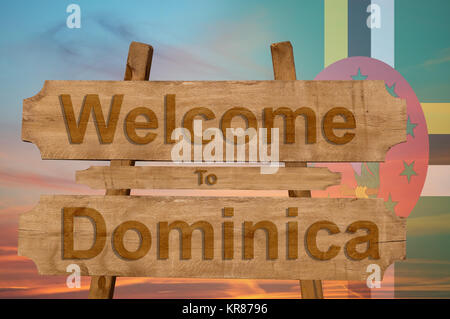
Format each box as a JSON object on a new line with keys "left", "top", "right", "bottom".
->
{"left": 406, "top": 116, "right": 418, "bottom": 138}
{"left": 400, "top": 160, "right": 417, "bottom": 183}
{"left": 351, "top": 68, "right": 368, "bottom": 80}
{"left": 384, "top": 194, "right": 398, "bottom": 213}
{"left": 385, "top": 82, "right": 399, "bottom": 97}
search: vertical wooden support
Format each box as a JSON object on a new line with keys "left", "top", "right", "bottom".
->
{"left": 270, "top": 41, "right": 324, "bottom": 299}
{"left": 88, "top": 41, "right": 153, "bottom": 299}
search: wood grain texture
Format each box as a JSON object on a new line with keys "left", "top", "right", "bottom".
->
{"left": 300, "top": 280, "right": 323, "bottom": 299}
{"left": 271, "top": 41, "right": 297, "bottom": 81}
{"left": 89, "top": 276, "right": 116, "bottom": 299}
{"left": 22, "top": 80, "right": 406, "bottom": 162}
{"left": 18, "top": 195, "right": 406, "bottom": 281}
{"left": 271, "top": 41, "right": 323, "bottom": 298}
{"left": 76, "top": 166, "right": 341, "bottom": 190}
{"left": 89, "top": 41, "right": 153, "bottom": 299}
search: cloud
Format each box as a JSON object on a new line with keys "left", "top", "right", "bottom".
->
{"left": 95, "top": 16, "right": 136, "bottom": 43}
{"left": 0, "top": 170, "right": 93, "bottom": 193}
{"left": 0, "top": 228, "right": 352, "bottom": 299}
{"left": 404, "top": 258, "right": 450, "bottom": 265}
{"left": 14, "top": 14, "right": 236, "bottom": 81}
{"left": 423, "top": 48, "right": 450, "bottom": 67}
{"left": 198, "top": 9, "right": 275, "bottom": 79}
{"left": 407, "top": 213, "right": 450, "bottom": 236}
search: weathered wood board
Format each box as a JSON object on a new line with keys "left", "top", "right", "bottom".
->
{"left": 76, "top": 166, "right": 341, "bottom": 190}
{"left": 22, "top": 80, "right": 406, "bottom": 162}
{"left": 18, "top": 195, "right": 406, "bottom": 281}
{"left": 88, "top": 41, "right": 154, "bottom": 299}
{"left": 271, "top": 40, "right": 324, "bottom": 298}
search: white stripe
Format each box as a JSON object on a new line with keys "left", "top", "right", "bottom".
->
{"left": 371, "top": 0, "right": 395, "bottom": 67}
{"left": 421, "top": 165, "right": 450, "bottom": 196}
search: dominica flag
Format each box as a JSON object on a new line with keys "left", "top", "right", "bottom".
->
{"left": 0, "top": 0, "right": 448, "bottom": 299}
{"left": 310, "top": 0, "right": 450, "bottom": 298}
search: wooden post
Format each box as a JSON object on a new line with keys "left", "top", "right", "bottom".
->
{"left": 88, "top": 41, "right": 153, "bottom": 299}
{"left": 270, "top": 41, "right": 324, "bottom": 299}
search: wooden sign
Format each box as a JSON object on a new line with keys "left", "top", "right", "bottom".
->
{"left": 22, "top": 80, "right": 406, "bottom": 162}
{"left": 18, "top": 195, "right": 405, "bottom": 281}
{"left": 76, "top": 166, "right": 341, "bottom": 190}
{"left": 19, "top": 41, "right": 410, "bottom": 299}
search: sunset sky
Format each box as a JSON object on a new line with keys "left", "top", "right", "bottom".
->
{"left": 1, "top": 0, "right": 449, "bottom": 298}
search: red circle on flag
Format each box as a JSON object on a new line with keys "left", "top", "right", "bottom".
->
{"left": 313, "top": 57, "right": 429, "bottom": 217}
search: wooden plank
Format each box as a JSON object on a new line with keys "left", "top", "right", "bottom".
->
{"left": 76, "top": 166, "right": 341, "bottom": 190}
{"left": 300, "top": 280, "right": 323, "bottom": 299}
{"left": 22, "top": 80, "right": 406, "bottom": 162}
{"left": 271, "top": 41, "right": 323, "bottom": 299}
{"left": 271, "top": 41, "right": 297, "bottom": 81}
{"left": 18, "top": 195, "right": 406, "bottom": 281}
{"left": 89, "top": 41, "right": 153, "bottom": 299}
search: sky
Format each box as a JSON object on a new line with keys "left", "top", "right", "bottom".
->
{"left": 0, "top": 0, "right": 449, "bottom": 298}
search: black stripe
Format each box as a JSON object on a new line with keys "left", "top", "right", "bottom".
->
{"left": 429, "top": 134, "right": 450, "bottom": 165}
{"left": 348, "top": 0, "right": 371, "bottom": 57}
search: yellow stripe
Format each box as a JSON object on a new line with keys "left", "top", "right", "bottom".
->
{"left": 422, "top": 103, "right": 450, "bottom": 134}
{"left": 324, "top": 0, "right": 348, "bottom": 67}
